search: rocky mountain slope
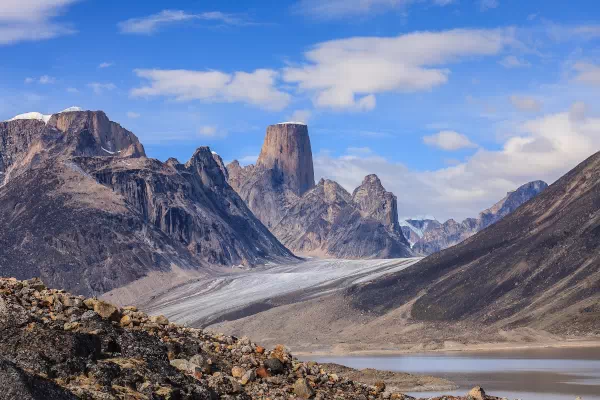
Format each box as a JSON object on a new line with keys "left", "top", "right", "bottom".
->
{"left": 406, "top": 181, "right": 548, "bottom": 255}
{"left": 0, "top": 109, "right": 293, "bottom": 296}
{"left": 351, "top": 152, "right": 600, "bottom": 335}
{"left": 227, "top": 124, "right": 413, "bottom": 259}
{"left": 210, "top": 153, "right": 599, "bottom": 353}
{"left": 0, "top": 277, "right": 499, "bottom": 400}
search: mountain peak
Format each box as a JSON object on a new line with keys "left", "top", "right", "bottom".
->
{"left": 256, "top": 123, "right": 315, "bottom": 196}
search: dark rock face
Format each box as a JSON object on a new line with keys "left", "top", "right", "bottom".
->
{"left": 227, "top": 124, "right": 412, "bottom": 259}
{"left": 0, "top": 111, "right": 294, "bottom": 296}
{"left": 411, "top": 180, "right": 548, "bottom": 255}
{"left": 256, "top": 123, "right": 314, "bottom": 197}
{"left": 350, "top": 152, "right": 600, "bottom": 335}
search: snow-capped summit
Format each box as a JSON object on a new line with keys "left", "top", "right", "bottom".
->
{"left": 60, "top": 106, "right": 83, "bottom": 113}
{"left": 275, "top": 121, "right": 307, "bottom": 125}
{"left": 6, "top": 107, "right": 86, "bottom": 124}
{"left": 8, "top": 112, "right": 52, "bottom": 124}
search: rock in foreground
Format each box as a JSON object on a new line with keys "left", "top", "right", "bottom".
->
{"left": 0, "top": 277, "right": 509, "bottom": 400}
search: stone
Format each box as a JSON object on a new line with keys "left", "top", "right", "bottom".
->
{"left": 150, "top": 315, "right": 169, "bottom": 325}
{"left": 241, "top": 369, "right": 256, "bottom": 385}
{"left": 256, "top": 366, "right": 270, "bottom": 378}
{"left": 231, "top": 366, "right": 245, "bottom": 378}
{"left": 120, "top": 315, "right": 132, "bottom": 327}
{"left": 241, "top": 345, "right": 252, "bottom": 354}
{"left": 170, "top": 359, "right": 191, "bottom": 373}
{"left": 263, "top": 358, "right": 284, "bottom": 374}
{"left": 271, "top": 344, "right": 288, "bottom": 362}
{"left": 83, "top": 298, "right": 97, "bottom": 309}
{"left": 373, "top": 380, "right": 386, "bottom": 394}
{"left": 255, "top": 345, "right": 265, "bottom": 354}
{"left": 468, "top": 386, "right": 486, "bottom": 400}
{"left": 293, "top": 378, "right": 315, "bottom": 399}
{"left": 93, "top": 300, "right": 120, "bottom": 321}
{"left": 63, "top": 322, "right": 79, "bottom": 331}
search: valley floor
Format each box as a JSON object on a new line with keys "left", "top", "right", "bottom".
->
{"left": 103, "top": 258, "right": 600, "bottom": 357}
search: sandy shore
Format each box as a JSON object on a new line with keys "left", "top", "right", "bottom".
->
{"left": 294, "top": 338, "right": 600, "bottom": 357}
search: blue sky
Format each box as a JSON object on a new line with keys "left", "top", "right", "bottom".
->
{"left": 2, "top": 0, "right": 600, "bottom": 220}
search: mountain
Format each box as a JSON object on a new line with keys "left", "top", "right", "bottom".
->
{"left": 351, "top": 151, "right": 600, "bottom": 335}
{"left": 0, "top": 109, "right": 293, "bottom": 296}
{"left": 411, "top": 180, "right": 548, "bottom": 255}
{"left": 227, "top": 123, "right": 413, "bottom": 259}
{"left": 210, "top": 152, "right": 599, "bottom": 353}
{"left": 271, "top": 178, "right": 413, "bottom": 258}
{"left": 399, "top": 217, "right": 438, "bottom": 247}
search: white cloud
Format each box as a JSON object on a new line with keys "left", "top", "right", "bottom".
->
{"left": 198, "top": 126, "right": 217, "bottom": 137}
{"left": 423, "top": 130, "right": 478, "bottom": 151}
{"left": 480, "top": 0, "right": 499, "bottom": 11}
{"left": 315, "top": 104, "right": 600, "bottom": 221}
{"left": 66, "top": 87, "right": 79, "bottom": 93}
{"left": 118, "top": 10, "right": 243, "bottom": 34}
{"left": 499, "top": 55, "right": 531, "bottom": 68}
{"left": 283, "top": 28, "right": 516, "bottom": 111}
{"left": 0, "top": 0, "right": 78, "bottom": 45}
{"left": 288, "top": 109, "right": 312, "bottom": 124}
{"left": 87, "top": 82, "right": 116, "bottom": 94}
{"left": 238, "top": 155, "right": 259, "bottom": 166}
{"left": 39, "top": 75, "right": 55, "bottom": 84}
{"left": 99, "top": 62, "right": 114, "bottom": 68}
{"left": 510, "top": 95, "right": 542, "bottom": 112}
{"left": 25, "top": 75, "right": 56, "bottom": 84}
{"left": 131, "top": 68, "right": 291, "bottom": 111}
{"left": 126, "top": 111, "right": 140, "bottom": 119}
{"left": 573, "top": 62, "right": 600, "bottom": 85}
{"left": 294, "top": 0, "right": 453, "bottom": 19}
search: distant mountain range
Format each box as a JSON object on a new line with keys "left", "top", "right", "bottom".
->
{"left": 400, "top": 180, "right": 548, "bottom": 255}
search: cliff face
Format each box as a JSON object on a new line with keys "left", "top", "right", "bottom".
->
{"left": 411, "top": 180, "right": 548, "bottom": 255}
{"left": 352, "top": 174, "right": 401, "bottom": 234}
{"left": 228, "top": 125, "right": 413, "bottom": 259}
{"left": 0, "top": 110, "right": 294, "bottom": 296}
{"left": 256, "top": 123, "right": 315, "bottom": 197}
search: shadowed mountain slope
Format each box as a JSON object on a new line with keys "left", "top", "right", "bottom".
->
{"left": 350, "top": 151, "right": 600, "bottom": 335}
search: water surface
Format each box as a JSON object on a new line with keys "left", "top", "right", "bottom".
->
{"left": 311, "top": 347, "right": 600, "bottom": 400}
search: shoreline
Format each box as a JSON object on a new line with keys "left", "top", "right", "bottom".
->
{"left": 295, "top": 338, "right": 600, "bottom": 357}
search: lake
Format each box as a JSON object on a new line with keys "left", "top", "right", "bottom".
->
{"left": 310, "top": 347, "right": 600, "bottom": 400}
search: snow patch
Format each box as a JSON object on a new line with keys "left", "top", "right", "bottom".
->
{"left": 101, "top": 147, "right": 121, "bottom": 155}
{"left": 60, "top": 106, "right": 83, "bottom": 113}
{"left": 275, "top": 121, "right": 307, "bottom": 125}
{"left": 7, "top": 112, "right": 52, "bottom": 124}
{"left": 6, "top": 106, "right": 86, "bottom": 124}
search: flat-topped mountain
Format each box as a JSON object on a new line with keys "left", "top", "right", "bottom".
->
{"left": 227, "top": 124, "right": 413, "bottom": 259}
{"left": 0, "top": 109, "right": 294, "bottom": 296}
{"left": 256, "top": 122, "right": 315, "bottom": 196}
